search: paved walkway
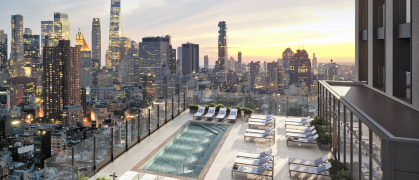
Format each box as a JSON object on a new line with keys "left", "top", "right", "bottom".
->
{"left": 90, "top": 112, "right": 331, "bottom": 180}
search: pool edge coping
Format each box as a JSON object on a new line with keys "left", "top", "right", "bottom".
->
{"left": 130, "top": 120, "right": 235, "bottom": 180}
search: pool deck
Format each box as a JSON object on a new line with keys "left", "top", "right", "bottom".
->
{"left": 90, "top": 111, "right": 331, "bottom": 180}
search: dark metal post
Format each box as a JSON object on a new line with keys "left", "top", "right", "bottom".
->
{"left": 165, "top": 101, "right": 167, "bottom": 124}
{"left": 93, "top": 136, "right": 96, "bottom": 171}
{"left": 148, "top": 108, "right": 151, "bottom": 134}
{"left": 138, "top": 112, "right": 141, "bottom": 141}
{"left": 125, "top": 118, "right": 128, "bottom": 150}
{"left": 184, "top": 92, "right": 186, "bottom": 110}
{"left": 171, "top": 97, "right": 174, "bottom": 119}
{"left": 157, "top": 104, "right": 160, "bottom": 129}
{"left": 286, "top": 95, "right": 289, "bottom": 118}
{"left": 110, "top": 127, "right": 114, "bottom": 161}
{"left": 178, "top": 94, "right": 180, "bottom": 114}
{"left": 72, "top": 147, "right": 75, "bottom": 180}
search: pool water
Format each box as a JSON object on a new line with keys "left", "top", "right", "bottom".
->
{"left": 140, "top": 122, "right": 229, "bottom": 178}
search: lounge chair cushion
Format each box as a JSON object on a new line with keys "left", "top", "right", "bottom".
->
{"left": 305, "top": 131, "right": 313, "bottom": 137}
{"left": 301, "top": 121, "right": 308, "bottom": 126}
{"left": 258, "top": 157, "right": 267, "bottom": 165}
{"left": 303, "top": 128, "right": 310, "bottom": 133}
{"left": 260, "top": 151, "right": 267, "bottom": 157}
{"left": 264, "top": 120, "right": 272, "bottom": 125}
{"left": 307, "top": 136, "right": 315, "bottom": 142}
{"left": 314, "top": 158, "right": 323, "bottom": 165}
{"left": 263, "top": 131, "right": 270, "bottom": 138}
{"left": 257, "top": 165, "right": 266, "bottom": 174}
{"left": 317, "top": 165, "right": 326, "bottom": 174}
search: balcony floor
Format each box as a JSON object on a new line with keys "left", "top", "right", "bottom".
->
{"left": 90, "top": 111, "right": 330, "bottom": 180}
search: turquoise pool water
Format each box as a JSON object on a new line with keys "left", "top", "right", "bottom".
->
{"left": 140, "top": 122, "right": 229, "bottom": 178}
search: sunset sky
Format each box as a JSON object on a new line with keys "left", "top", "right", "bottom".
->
{"left": 0, "top": 0, "right": 355, "bottom": 67}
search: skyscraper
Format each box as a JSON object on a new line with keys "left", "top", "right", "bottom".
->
{"left": 107, "top": 0, "right": 123, "bottom": 70}
{"left": 168, "top": 45, "right": 176, "bottom": 74}
{"left": 238, "top": 51, "right": 242, "bottom": 73}
{"left": 43, "top": 40, "right": 81, "bottom": 125}
{"left": 282, "top": 48, "right": 294, "bottom": 73}
{"left": 92, "top": 59, "right": 100, "bottom": 86}
{"left": 41, "top": 21, "right": 54, "bottom": 50}
{"left": 215, "top": 21, "right": 228, "bottom": 72}
{"left": 11, "top": 14, "right": 24, "bottom": 78}
{"left": 92, "top": 18, "right": 101, "bottom": 63}
{"left": 120, "top": 44, "right": 139, "bottom": 86}
{"left": 249, "top": 61, "right": 260, "bottom": 84}
{"left": 182, "top": 43, "right": 199, "bottom": 75}
{"left": 176, "top": 46, "right": 182, "bottom": 75}
{"left": 79, "top": 30, "right": 93, "bottom": 88}
{"left": 289, "top": 48, "right": 312, "bottom": 86}
{"left": 312, "top": 53, "right": 318, "bottom": 75}
{"left": 138, "top": 35, "right": 171, "bottom": 81}
{"left": 53, "top": 12, "right": 70, "bottom": 45}
{"left": 0, "top": 30, "right": 7, "bottom": 71}
{"left": 204, "top": 55, "right": 209, "bottom": 69}
{"left": 23, "top": 29, "right": 40, "bottom": 72}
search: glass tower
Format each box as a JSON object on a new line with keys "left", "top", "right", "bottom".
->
{"left": 216, "top": 21, "right": 228, "bottom": 72}
{"left": 92, "top": 18, "right": 101, "bottom": 63}
{"left": 11, "top": 14, "right": 24, "bottom": 77}
{"left": 0, "top": 30, "right": 7, "bottom": 71}
{"left": 23, "top": 28, "right": 40, "bottom": 71}
{"left": 53, "top": 12, "right": 70, "bottom": 46}
{"left": 41, "top": 21, "right": 54, "bottom": 50}
{"left": 107, "top": 0, "right": 123, "bottom": 70}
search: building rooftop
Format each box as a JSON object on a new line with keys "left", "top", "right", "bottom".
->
{"left": 328, "top": 82, "right": 419, "bottom": 140}
{"left": 90, "top": 112, "right": 329, "bottom": 180}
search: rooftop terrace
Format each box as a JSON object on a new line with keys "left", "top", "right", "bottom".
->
{"left": 90, "top": 111, "right": 330, "bottom": 180}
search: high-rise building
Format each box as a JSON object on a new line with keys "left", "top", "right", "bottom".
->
{"left": 92, "top": 18, "right": 101, "bottom": 63}
{"left": 120, "top": 45, "right": 139, "bottom": 86}
{"left": 143, "top": 74, "right": 156, "bottom": 107}
{"left": 43, "top": 40, "right": 81, "bottom": 125}
{"left": 204, "top": 55, "right": 209, "bottom": 69}
{"left": 107, "top": 0, "right": 123, "bottom": 70}
{"left": 168, "top": 45, "right": 176, "bottom": 74}
{"left": 80, "top": 34, "right": 93, "bottom": 88}
{"left": 41, "top": 21, "right": 54, "bottom": 50}
{"left": 282, "top": 48, "right": 294, "bottom": 73}
{"left": 176, "top": 46, "right": 182, "bottom": 75}
{"left": 0, "top": 30, "right": 7, "bottom": 71}
{"left": 11, "top": 14, "right": 24, "bottom": 78}
{"left": 53, "top": 12, "right": 70, "bottom": 45}
{"left": 312, "top": 53, "right": 318, "bottom": 75}
{"left": 75, "top": 28, "right": 84, "bottom": 49}
{"left": 92, "top": 59, "right": 100, "bottom": 86}
{"left": 182, "top": 42, "right": 199, "bottom": 75}
{"left": 229, "top": 56, "right": 236, "bottom": 72}
{"left": 289, "top": 48, "right": 312, "bottom": 86}
{"left": 238, "top": 51, "right": 242, "bottom": 73}
{"left": 326, "top": 59, "right": 337, "bottom": 81}
{"left": 23, "top": 29, "right": 40, "bottom": 72}
{"left": 138, "top": 35, "right": 171, "bottom": 81}
{"left": 249, "top": 61, "right": 260, "bottom": 84}
{"left": 215, "top": 21, "right": 228, "bottom": 72}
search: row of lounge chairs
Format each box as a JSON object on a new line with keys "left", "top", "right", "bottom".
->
{"left": 245, "top": 115, "right": 276, "bottom": 142}
{"left": 288, "top": 155, "right": 332, "bottom": 177}
{"left": 284, "top": 117, "right": 320, "bottom": 146}
{"left": 232, "top": 149, "right": 274, "bottom": 178}
{"left": 193, "top": 106, "right": 238, "bottom": 122}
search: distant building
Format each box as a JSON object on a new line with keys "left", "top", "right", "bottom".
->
{"left": 326, "top": 60, "right": 337, "bottom": 81}
{"left": 138, "top": 35, "right": 171, "bottom": 81}
{"left": 92, "top": 18, "right": 101, "bottom": 62}
{"left": 53, "top": 12, "right": 70, "bottom": 45}
{"left": 249, "top": 61, "right": 260, "bottom": 84}
{"left": 23, "top": 29, "right": 40, "bottom": 72}
{"left": 143, "top": 74, "right": 156, "bottom": 107}
{"left": 77, "top": 29, "right": 93, "bottom": 88}
{"left": 0, "top": 30, "right": 7, "bottom": 71}
{"left": 33, "top": 129, "right": 51, "bottom": 168}
{"left": 43, "top": 40, "right": 81, "bottom": 125}
{"left": 312, "top": 53, "right": 318, "bottom": 75}
{"left": 8, "top": 77, "right": 36, "bottom": 106}
{"left": 282, "top": 48, "right": 294, "bottom": 74}
{"left": 215, "top": 21, "right": 228, "bottom": 72}
{"left": 92, "top": 59, "right": 100, "bottom": 87}
{"left": 120, "top": 45, "right": 139, "bottom": 86}
{"left": 226, "top": 70, "right": 237, "bottom": 89}
{"left": 168, "top": 45, "right": 176, "bottom": 74}
{"left": 289, "top": 49, "right": 312, "bottom": 87}
{"left": 41, "top": 21, "right": 54, "bottom": 50}
{"left": 182, "top": 42, "right": 199, "bottom": 75}
{"left": 107, "top": 0, "right": 123, "bottom": 69}
{"left": 204, "top": 55, "right": 209, "bottom": 69}
{"left": 10, "top": 14, "right": 24, "bottom": 78}
{"left": 238, "top": 51, "right": 242, "bottom": 73}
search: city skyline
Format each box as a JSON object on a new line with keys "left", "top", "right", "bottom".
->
{"left": 0, "top": 0, "right": 354, "bottom": 66}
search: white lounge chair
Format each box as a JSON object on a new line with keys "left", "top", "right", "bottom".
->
{"left": 227, "top": 109, "right": 238, "bottom": 122}
{"left": 285, "top": 116, "right": 311, "bottom": 122}
{"left": 289, "top": 162, "right": 331, "bottom": 177}
{"left": 248, "top": 119, "right": 275, "bottom": 128}
{"left": 237, "top": 149, "right": 273, "bottom": 159}
{"left": 249, "top": 116, "right": 274, "bottom": 122}
{"left": 285, "top": 119, "right": 313, "bottom": 127}
{"left": 286, "top": 126, "right": 315, "bottom": 134}
{"left": 216, "top": 108, "right": 227, "bottom": 121}
{"left": 251, "top": 114, "right": 274, "bottom": 119}
{"left": 235, "top": 155, "right": 274, "bottom": 167}
{"left": 204, "top": 107, "right": 216, "bottom": 120}
{"left": 287, "top": 134, "right": 319, "bottom": 146}
{"left": 288, "top": 155, "right": 329, "bottom": 167}
{"left": 286, "top": 129, "right": 317, "bottom": 138}
{"left": 244, "top": 129, "right": 275, "bottom": 142}
{"left": 232, "top": 162, "right": 273, "bottom": 178}
{"left": 246, "top": 126, "right": 274, "bottom": 134}
{"left": 193, "top": 106, "right": 205, "bottom": 120}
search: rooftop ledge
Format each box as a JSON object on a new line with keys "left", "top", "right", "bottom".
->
{"left": 321, "top": 80, "right": 419, "bottom": 141}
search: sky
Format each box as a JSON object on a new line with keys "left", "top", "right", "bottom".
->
{"left": 0, "top": 0, "right": 355, "bottom": 67}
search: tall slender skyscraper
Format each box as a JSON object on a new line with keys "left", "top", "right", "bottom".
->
{"left": 107, "top": 0, "right": 123, "bottom": 70}
{"left": 53, "top": 13, "right": 70, "bottom": 45}
{"left": 312, "top": 53, "right": 318, "bottom": 75}
{"left": 0, "top": 30, "right": 7, "bottom": 71}
{"left": 41, "top": 21, "right": 54, "bottom": 50}
{"left": 215, "top": 21, "right": 228, "bottom": 72}
{"left": 204, "top": 55, "right": 209, "bottom": 69}
{"left": 168, "top": 45, "right": 176, "bottom": 74}
{"left": 11, "top": 14, "right": 24, "bottom": 77}
{"left": 92, "top": 18, "right": 101, "bottom": 63}
{"left": 77, "top": 29, "right": 93, "bottom": 88}
{"left": 238, "top": 51, "right": 242, "bottom": 73}
{"left": 182, "top": 43, "right": 199, "bottom": 75}
{"left": 23, "top": 28, "right": 40, "bottom": 71}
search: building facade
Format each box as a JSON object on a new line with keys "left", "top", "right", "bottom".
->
{"left": 138, "top": 36, "right": 171, "bottom": 81}
{"left": 11, "top": 14, "right": 24, "bottom": 78}
{"left": 215, "top": 21, "right": 228, "bottom": 72}
{"left": 0, "top": 30, "right": 7, "bottom": 71}
{"left": 92, "top": 18, "right": 101, "bottom": 62}
{"left": 238, "top": 51, "right": 242, "bottom": 73}
{"left": 249, "top": 61, "right": 260, "bottom": 84}
{"left": 80, "top": 37, "right": 93, "bottom": 88}
{"left": 53, "top": 12, "right": 70, "bottom": 45}
{"left": 204, "top": 55, "right": 209, "bottom": 69}
{"left": 107, "top": 0, "right": 123, "bottom": 70}
{"left": 23, "top": 30, "right": 40, "bottom": 72}
{"left": 181, "top": 42, "right": 199, "bottom": 75}
{"left": 168, "top": 45, "right": 176, "bottom": 74}
{"left": 289, "top": 49, "right": 312, "bottom": 87}
{"left": 41, "top": 21, "right": 54, "bottom": 50}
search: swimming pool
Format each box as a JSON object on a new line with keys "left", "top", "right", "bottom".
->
{"left": 140, "top": 122, "right": 229, "bottom": 178}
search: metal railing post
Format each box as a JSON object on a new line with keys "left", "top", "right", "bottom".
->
{"left": 157, "top": 104, "right": 160, "bottom": 129}
{"left": 93, "top": 136, "right": 96, "bottom": 171}
{"left": 110, "top": 127, "right": 114, "bottom": 161}
{"left": 138, "top": 112, "right": 141, "bottom": 141}
{"left": 165, "top": 101, "right": 167, "bottom": 124}
{"left": 171, "top": 97, "right": 174, "bottom": 119}
{"left": 44, "top": 160, "right": 47, "bottom": 179}
{"left": 77, "top": 167, "right": 79, "bottom": 180}
{"left": 125, "top": 119, "right": 128, "bottom": 150}
{"left": 72, "top": 147, "right": 75, "bottom": 180}
{"left": 148, "top": 108, "right": 151, "bottom": 134}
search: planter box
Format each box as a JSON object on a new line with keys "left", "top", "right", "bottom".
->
{"left": 189, "top": 109, "right": 198, "bottom": 114}
{"left": 319, "top": 143, "right": 331, "bottom": 150}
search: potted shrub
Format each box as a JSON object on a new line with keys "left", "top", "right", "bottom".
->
{"left": 332, "top": 170, "right": 352, "bottom": 180}
{"left": 188, "top": 105, "right": 199, "bottom": 113}
{"left": 329, "top": 159, "right": 353, "bottom": 180}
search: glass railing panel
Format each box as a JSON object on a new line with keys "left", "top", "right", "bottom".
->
{"left": 173, "top": 97, "right": 178, "bottom": 117}
{"left": 95, "top": 128, "right": 111, "bottom": 165}
{"left": 113, "top": 124, "right": 125, "bottom": 153}
{"left": 150, "top": 105, "right": 158, "bottom": 133}
{"left": 74, "top": 137, "right": 94, "bottom": 176}
{"left": 45, "top": 147, "right": 73, "bottom": 180}
{"left": 139, "top": 109, "right": 149, "bottom": 140}
{"left": 167, "top": 99, "right": 173, "bottom": 121}
{"left": 126, "top": 118, "right": 132, "bottom": 144}
{"left": 180, "top": 93, "right": 185, "bottom": 112}
{"left": 159, "top": 104, "right": 165, "bottom": 127}
{"left": 129, "top": 114, "right": 138, "bottom": 143}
